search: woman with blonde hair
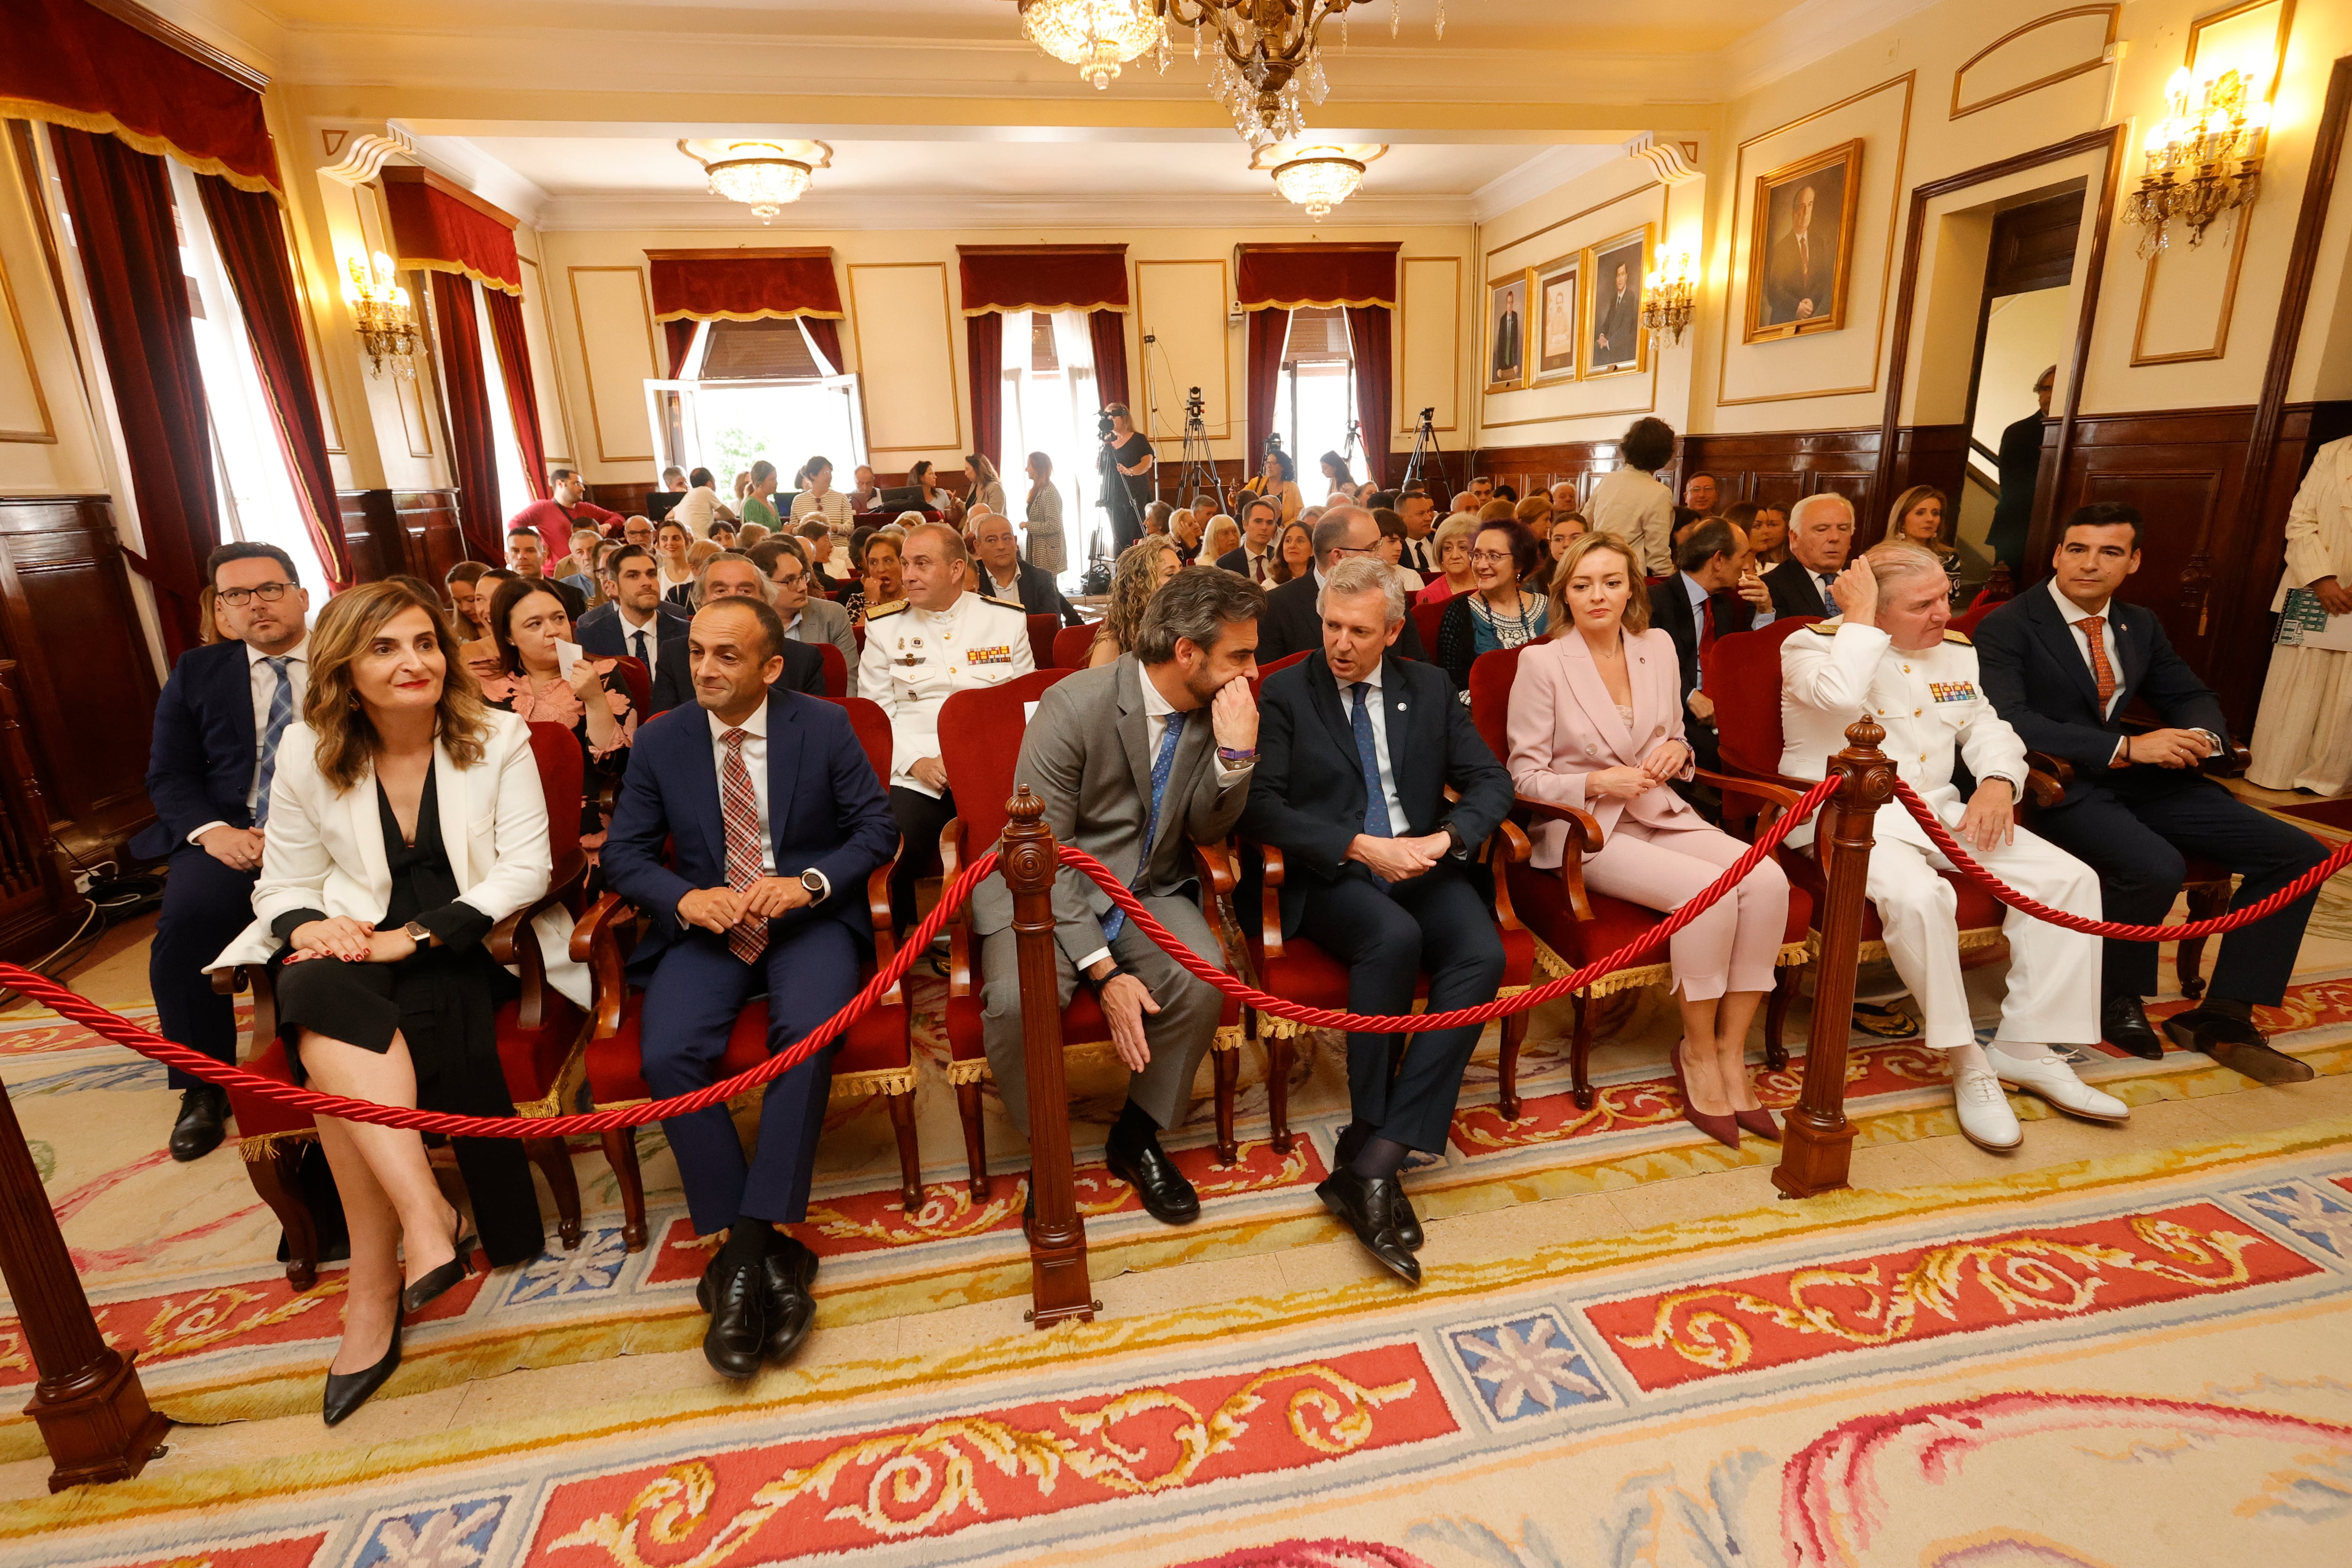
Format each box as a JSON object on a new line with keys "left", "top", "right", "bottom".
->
{"left": 1885, "top": 483, "right": 1983, "bottom": 601}
{"left": 1203, "top": 513, "right": 1242, "bottom": 567}
{"left": 1508, "top": 533, "right": 1790, "bottom": 1149}
{"left": 964, "top": 453, "right": 1007, "bottom": 520}
{"left": 207, "top": 581, "right": 585, "bottom": 1423}
{"left": 1089, "top": 535, "right": 1183, "bottom": 667}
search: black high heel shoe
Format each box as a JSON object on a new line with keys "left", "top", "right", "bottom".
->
{"left": 401, "top": 1220, "right": 477, "bottom": 1316}
{"left": 322, "top": 1305, "right": 403, "bottom": 1426}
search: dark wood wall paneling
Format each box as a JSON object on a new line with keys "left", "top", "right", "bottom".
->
{"left": 338, "top": 490, "right": 468, "bottom": 584}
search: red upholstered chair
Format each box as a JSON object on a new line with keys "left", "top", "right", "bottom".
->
{"left": 1412, "top": 597, "right": 1448, "bottom": 659}
{"left": 935, "top": 669, "right": 1253, "bottom": 1197}
{"left": 852, "top": 620, "right": 867, "bottom": 655}
{"left": 1025, "top": 613, "right": 1060, "bottom": 673}
{"left": 1252, "top": 649, "right": 1311, "bottom": 688}
{"left": 219, "top": 720, "right": 595, "bottom": 1291}
{"left": 1053, "top": 624, "right": 1098, "bottom": 669}
{"left": 606, "top": 653, "right": 650, "bottom": 724}
{"left": 570, "top": 697, "right": 923, "bottom": 1249}
{"left": 1467, "top": 645, "right": 1813, "bottom": 1110}
{"left": 816, "top": 641, "right": 849, "bottom": 699}
{"left": 1946, "top": 600, "right": 2000, "bottom": 638}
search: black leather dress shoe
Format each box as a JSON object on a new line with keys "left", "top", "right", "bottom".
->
{"left": 759, "top": 1238, "right": 819, "bottom": 1364}
{"left": 169, "top": 1086, "right": 229, "bottom": 1162}
{"left": 1104, "top": 1131, "right": 1200, "bottom": 1225}
{"left": 2100, "top": 995, "right": 2165, "bottom": 1060}
{"left": 322, "top": 1313, "right": 402, "bottom": 1426}
{"left": 1391, "top": 1187, "right": 1423, "bottom": 1252}
{"left": 1315, "top": 1170, "right": 1420, "bottom": 1285}
{"left": 699, "top": 1258, "right": 767, "bottom": 1380}
{"left": 2164, "top": 1009, "right": 2316, "bottom": 1084}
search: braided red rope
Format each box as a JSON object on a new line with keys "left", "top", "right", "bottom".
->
{"left": 0, "top": 773, "right": 1839, "bottom": 1135}
{"left": 1887, "top": 779, "right": 2352, "bottom": 939}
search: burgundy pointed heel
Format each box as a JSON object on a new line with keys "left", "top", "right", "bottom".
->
{"left": 1669, "top": 1039, "right": 1741, "bottom": 1151}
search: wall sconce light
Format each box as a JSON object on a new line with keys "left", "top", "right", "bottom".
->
{"left": 2124, "top": 64, "right": 2270, "bottom": 257}
{"left": 1643, "top": 252, "right": 1696, "bottom": 347}
{"left": 343, "top": 251, "right": 419, "bottom": 378}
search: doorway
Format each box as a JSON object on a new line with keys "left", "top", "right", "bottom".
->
{"left": 1959, "top": 187, "right": 2084, "bottom": 569}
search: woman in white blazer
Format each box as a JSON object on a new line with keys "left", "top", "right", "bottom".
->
{"left": 1505, "top": 532, "right": 1790, "bottom": 1150}
{"left": 207, "top": 580, "right": 581, "bottom": 1425}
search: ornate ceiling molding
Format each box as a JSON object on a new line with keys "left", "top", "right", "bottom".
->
{"left": 318, "top": 124, "right": 417, "bottom": 186}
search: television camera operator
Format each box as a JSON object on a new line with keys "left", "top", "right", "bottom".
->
{"left": 1100, "top": 402, "right": 1154, "bottom": 560}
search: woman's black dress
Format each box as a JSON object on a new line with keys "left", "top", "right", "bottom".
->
{"left": 271, "top": 771, "right": 545, "bottom": 1266}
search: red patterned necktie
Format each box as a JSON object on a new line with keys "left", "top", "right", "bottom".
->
{"left": 2076, "top": 616, "right": 2117, "bottom": 710}
{"left": 719, "top": 728, "right": 768, "bottom": 964}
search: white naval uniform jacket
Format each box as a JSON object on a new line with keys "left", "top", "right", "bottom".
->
{"left": 1777, "top": 619, "right": 2027, "bottom": 851}
{"left": 856, "top": 589, "right": 1038, "bottom": 796}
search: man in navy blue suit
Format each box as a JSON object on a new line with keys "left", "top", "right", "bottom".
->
{"left": 136, "top": 543, "right": 310, "bottom": 1160}
{"left": 1241, "top": 557, "right": 1511, "bottom": 1285}
{"left": 575, "top": 545, "right": 691, "bottom": 712}
{"left": 1977, "top": 502, "right": 2328, "bottom": 1081}
{"left": 602, "top": 593, "right": 895, "bottom": 1379}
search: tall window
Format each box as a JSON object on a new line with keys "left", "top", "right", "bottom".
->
{"left": 1272, "top": 306, "right": 1358, "bottom": 500}
{"left": 999, "top": 309, "right": 1098, "bottom": 587}
{"left": 474, "top": 284, "right": 533, "bottom": 522}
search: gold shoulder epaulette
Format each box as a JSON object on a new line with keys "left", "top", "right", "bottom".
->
{"left": 982, "top": 594, "right": 1025, "bottom": 612}
{"left": 1806, "top": 621, "right": 1840, "bottom": 635}
{"left": 1942, "top": 629, "right": 1972, "bottom": 645}
{"left": 865, "top": 599, "right": 908, "bottom": 620}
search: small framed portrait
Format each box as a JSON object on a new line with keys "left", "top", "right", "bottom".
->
{"left": 1532, "top": 254, "right": 1580, "bottom": 384}
{"left": 1744, "top": 137, "right": 1863, "bottom": 343}
{"left": 1580, "top": 225, "right": 1651, "bottom": 379}
{"left": 1485, "top": 270, "right": 1532, "bottom": 393}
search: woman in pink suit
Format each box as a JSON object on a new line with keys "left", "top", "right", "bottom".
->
{"left": 1505, "top": 532, "right": 1790, "bottom": 1148}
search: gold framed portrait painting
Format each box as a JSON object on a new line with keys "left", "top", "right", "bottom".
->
{"left": 1533, "top": 254, "right": 1580, "bottom": 384}
{"left": 1486, "top": 270, "right": 1533, "bottom": 393}
{"left": 1744, "top": 138, "right": 1864, "bottom": 343}
{"left": 1580, "top": 224, "right": 1651, "bottom": 379}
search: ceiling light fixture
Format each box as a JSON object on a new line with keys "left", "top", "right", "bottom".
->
{"left": 678, "top": 138, "right": 833, "bottom": 223}
{"left": 1017, "top": 0, "right": 1170, "bottom": 89}
{"left": 1254, "top": 140, "right": 1384, "bottom": 221}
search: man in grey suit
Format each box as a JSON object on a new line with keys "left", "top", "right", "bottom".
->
{"left": 753, "top": 538, "right": 859, "bottom": 697}
{"left": 973, "top": 567, "right": 1266, "bottom": 1225}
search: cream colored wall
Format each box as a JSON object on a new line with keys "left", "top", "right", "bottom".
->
{"left": 537, "top": 224, "right": 1476, "bottom": 486}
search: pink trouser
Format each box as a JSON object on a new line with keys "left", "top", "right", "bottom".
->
{"left": 1580, "top": 821, "right": 1790, "bottom": 1002}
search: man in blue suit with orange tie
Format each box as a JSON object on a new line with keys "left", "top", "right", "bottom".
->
{"left": 137, "top": 544, "right": 311, "bottom": 1161}
{"left": 602, "top": 593, "right": 895, "bottom": 1380}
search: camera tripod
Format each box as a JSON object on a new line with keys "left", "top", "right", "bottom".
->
{"left": 1401, "top": 406, "right": 1450, "bottom": 498}
{"left": 1172, "top": 386, "right": 1217, "bottom": 509}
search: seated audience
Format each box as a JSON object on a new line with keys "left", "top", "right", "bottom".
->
{"left": 654, "top": 518, "right": 699, "bottom": 603}
{"left": 792, "top": 454, "right": 854, "bottom": 536}
{"left": 710, "top": 521, "right": 741, "bottom": 552}
{"left": 1584, "top": 417, "right": 1678, "bottom": 577}
{"left": 1143, "top": 500, "right": 1175, "bottom": 538}
{"left": 796, "top": 518, "right": 846, "bottom": 593}
{"left": 587, "top": 539, "right": 624, "bottom": 608}
{"left": 700, "top": 553, "right": 827, "bottom": 698}
{"left": 1268, "top": 519, "right": 1315, "bottom": 586}
{"left": 1394, "top": 486, "right": 1439, "bottom": 576}
{"left": 601, "top": 594, "right": 896, "bottom": 1378}
{"left": 738, "top": 460, "right": 783, "bottom": 533}
{"left": 140, "top": 543, "right": 312, "bottom": 1160}
{"left": 1202, "top": 514, "right": 1240, "bottom": 567}
{"left": 479, "top": 576, "right": 638, "bottom": 844}
{"left": 1529, "top": 509, "right": 1590, "bottom": 594}
{"left": 1748, "top": 501, "right": 1791, "bottom": 565}
{"left": 848, "top": 463, "right": 883, "bottom": 514}
{"left": 908, "top": 460, "right": 952, "bottom": 516}
{"left": 1259, "top": 508, "right": 1430, "bottom": 666}
{"left": 1422, "top": 514, "right": 1478, "bottom": 605}
{"left": 1091, "top": 536, "right": 1182, "bottom": 667}
{"left": 1244, "top": 557, "right": 1509, "bottom": 1281}
{"left": 841, "top": 528, "right": 905, "bottom": 625}
{"left": 577, "top": 544, "right": 692, "bottom": 713}
{"left": 1371, "top": 508, "right": 1425, "bottom": 592}
{"left": 1435, "top": 517, "right": 1546, "bottom": 694}
{"left": 1511, "top": 533, "right": 1792, "bottom": 1146}
{"left": 1216, "top": 497, "right": 1281, "bottom": 584}
{"left": 1021, "top": 451, "right": 1066, "bottom": 574}
{"left": 1886, "top": 484, "right": 1986, "bottom": 602}
{"left": 505, "top": 524, "right": 586, "bottom": 621}
{"left": 1464, "top": 475, "right": 1495, "bottom": 508}
{"left": 970, "top": 511, "right": 1082, "bottom": 626}
{"left": 1683, "top": 471, "right": 1721, "bottom": 517}
{"left": 206, "top": 580, "right": 584, "bottom": 1423}
{"left": 858, "top": 522, "right": 1036, "bottom": 930}
{"left": 982, "top": 567, "right": 1264, "bottom": 1224}
{"left": 445, "top": 561, "right": 495, "bottom": 646}
{"left": 1514, "top": 493, "right": 1553, "bottom": 537}
{"left": 558, "top": 525, "right": 602, "bottom": 598}
{"left": 1781, "top": 541, "right": 2124, "bottom": 1151}
{"left": 621, "top": 513, "right": 656, "bottom": 549}
{"left": 1764, "top": 493, "right": 1856, "bottom": 619}
{"left": 674, "top": 469, "right": 722, "bottom": 539}
{"left": 1975, "top": 502, "right": 2328, "bottom": 1080}
{"left": 754, "top": 539, "right": 860, "bottom": 695}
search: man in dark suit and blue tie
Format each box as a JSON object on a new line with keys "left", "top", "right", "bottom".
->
{"left": 1241, "top": 557, "right": 1512, "bottom": 1284}
{"left": 1763, "top": 493, "right": 1855, "bottom": 620}
{"left": 602, "top": 594, "right": 896, "bottom": 1378}
{"left": 1976, "top": 502, "right": 2328, "bottom": 1080}
{"left": 137, "top": 544, "right": 310, "bottom": 1160}
{"left": 575, "top": 545, "right": 691, "bottom": 712}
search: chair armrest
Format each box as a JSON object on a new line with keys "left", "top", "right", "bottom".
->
{"left": 1515, "top": 796, "right": 1599, "bottom": 922}
{"left": 1484, "top": 820, "right": 1531, "bottom": 932}
{"left": 2018, "top": 749, "right": 2073, "bottom": 809}
{"left": 488, "top": 846, "right": 588, "bottom": 1031}
{"left": 568, "top": 890, "right": 635, "bottom": 1039}
{"left": 2117, "top": 721, "right": 2251, "bottom": 778}
{"left": 1250, "top": 839, "right": 1289, "bottom": 959}
{"left": 1190, "top": 839, "right": 1238, "bottom": 898}
{"left": 1191, "top": 839, "right": 1252, "bottom": 984}
{"left": 939, "top": 820, "right": 973, "bottom": 998}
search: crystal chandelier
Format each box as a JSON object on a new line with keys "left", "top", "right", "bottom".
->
{"left": 1170, "top": 0, "right": 1439, "bottom": 148}
{"left": 342, "top": 251, "right": 418, "bottom": 378}
{"left": 1641, "top": 252, "right": 1695, "bottom": 347}
{"left": 678, "top": 139, "right": 833, "bottom": 224}
{"left": 2124, "top": 65, "right": 2269, "bottom": 258}
{"left": 1017, "top": 0, "right": 1170, "bottom": 89}
{"left": 1255, "top": 140, "right": 1384, "bottom": 221}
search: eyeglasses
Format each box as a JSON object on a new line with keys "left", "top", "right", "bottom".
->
{"left": 218, "top": 582, "right": 294, "bottom": 606}
{"left": 1470, "top": 550, "right": 1515, "bottom": 565}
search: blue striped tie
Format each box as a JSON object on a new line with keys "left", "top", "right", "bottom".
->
{"left": 253, "top": 658, "right": 294, "bottom": 827}
{"left": 1102, "top": 710, "right": 1185, "bottom": 944}
{"left": 1350, "top": 683, "right": 1392, "bottom": 839}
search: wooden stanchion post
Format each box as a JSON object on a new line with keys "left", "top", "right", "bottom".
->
{"left": 0, "top": 1074, "right": 168, "bottom": 1489}
{"left": 1000, "top": 787, "right": 1096, "bottom": 1326}
{"left": 1773, "top": 717, "right": 1896, "bottom": 1201}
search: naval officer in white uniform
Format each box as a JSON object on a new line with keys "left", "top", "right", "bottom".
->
{"left": 858, "top": 520, "right": 1035, "bottom": 932}
{"left": 1780, "top": 541, "right": 2125, "bottom": 1152}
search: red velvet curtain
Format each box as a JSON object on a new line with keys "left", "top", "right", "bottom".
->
{"left": 958, "top": 246, "right": 1128, "bottom": 314}
{"left": 2, "top": 0, "right": 279, "bottom": 194}
{"left": 966, "top": 311, "right": 1002, "bottom": 477}
{"left": 664, "top": 320, "right": 697, "bottom": 376}
{"left": 648, "top": 250, "right": 842, "bottom": 321}
{"left": 49, "top": 127, "right": 215, "bottom": 654}
{"left": 1236, "top": 245, "right": 1399, "bottom": 310}
{"left": 1345, "top": 305, "right": 1392, "bottom": 491}
{"left": 385, "top": 170, "right": 521, "bottom": 294}
{"left": 803, "top": 318, "right": 843, "bottom": 377}
{"left": 1245, "top": 309, "right": 1288, "bottom": 473}
{"left": 430, "top": 272, "right": 505, "bottom": 563}
{"left": 482, "top": 288, "right": 549, "bottom": 503}
{"left": 197, "top": 174, "right": 350, "bottom": 588}
{"left": 1089, "top": 310, "right": 1130, "bottom": 413}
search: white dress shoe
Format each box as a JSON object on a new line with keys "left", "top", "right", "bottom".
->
{"left": 1952, "top": 1067, "right": 2021, "bottom": 1152}
{"left": 1995, "top": 1050, "right": 2130, "bottom": 1124}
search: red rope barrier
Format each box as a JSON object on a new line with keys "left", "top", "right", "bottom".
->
{"left": 1887, "top": 779, "right": 2352, "bottom": 939}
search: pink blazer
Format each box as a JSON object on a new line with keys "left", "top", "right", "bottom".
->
{"left": 1506, "top": 628, "right": 1703, "bottom": 868}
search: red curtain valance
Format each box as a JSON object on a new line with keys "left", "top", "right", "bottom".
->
{"left": 958, "top": 245, "right": 1129, "bottom": 316}
{"left": 647, "top": 249, "right": 844, "bottom": 322}
{"left": 0, "top": 0, "right": 278, "bottom": 194}
{"left": 384, "top": 167, "right": 521, "bottom": 297}
{"left": 1235, "top": 243, "right": 1399, "bottom": 311}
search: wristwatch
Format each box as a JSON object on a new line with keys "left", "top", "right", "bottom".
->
{"left": 799, "top": 868, "right": 828, "bottom": 899}
{"left": 1440, "top": 823, "right": 1470, "bottom": 860}
{"left": 401, "top": 919, "right": 433, "bottom": 947}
